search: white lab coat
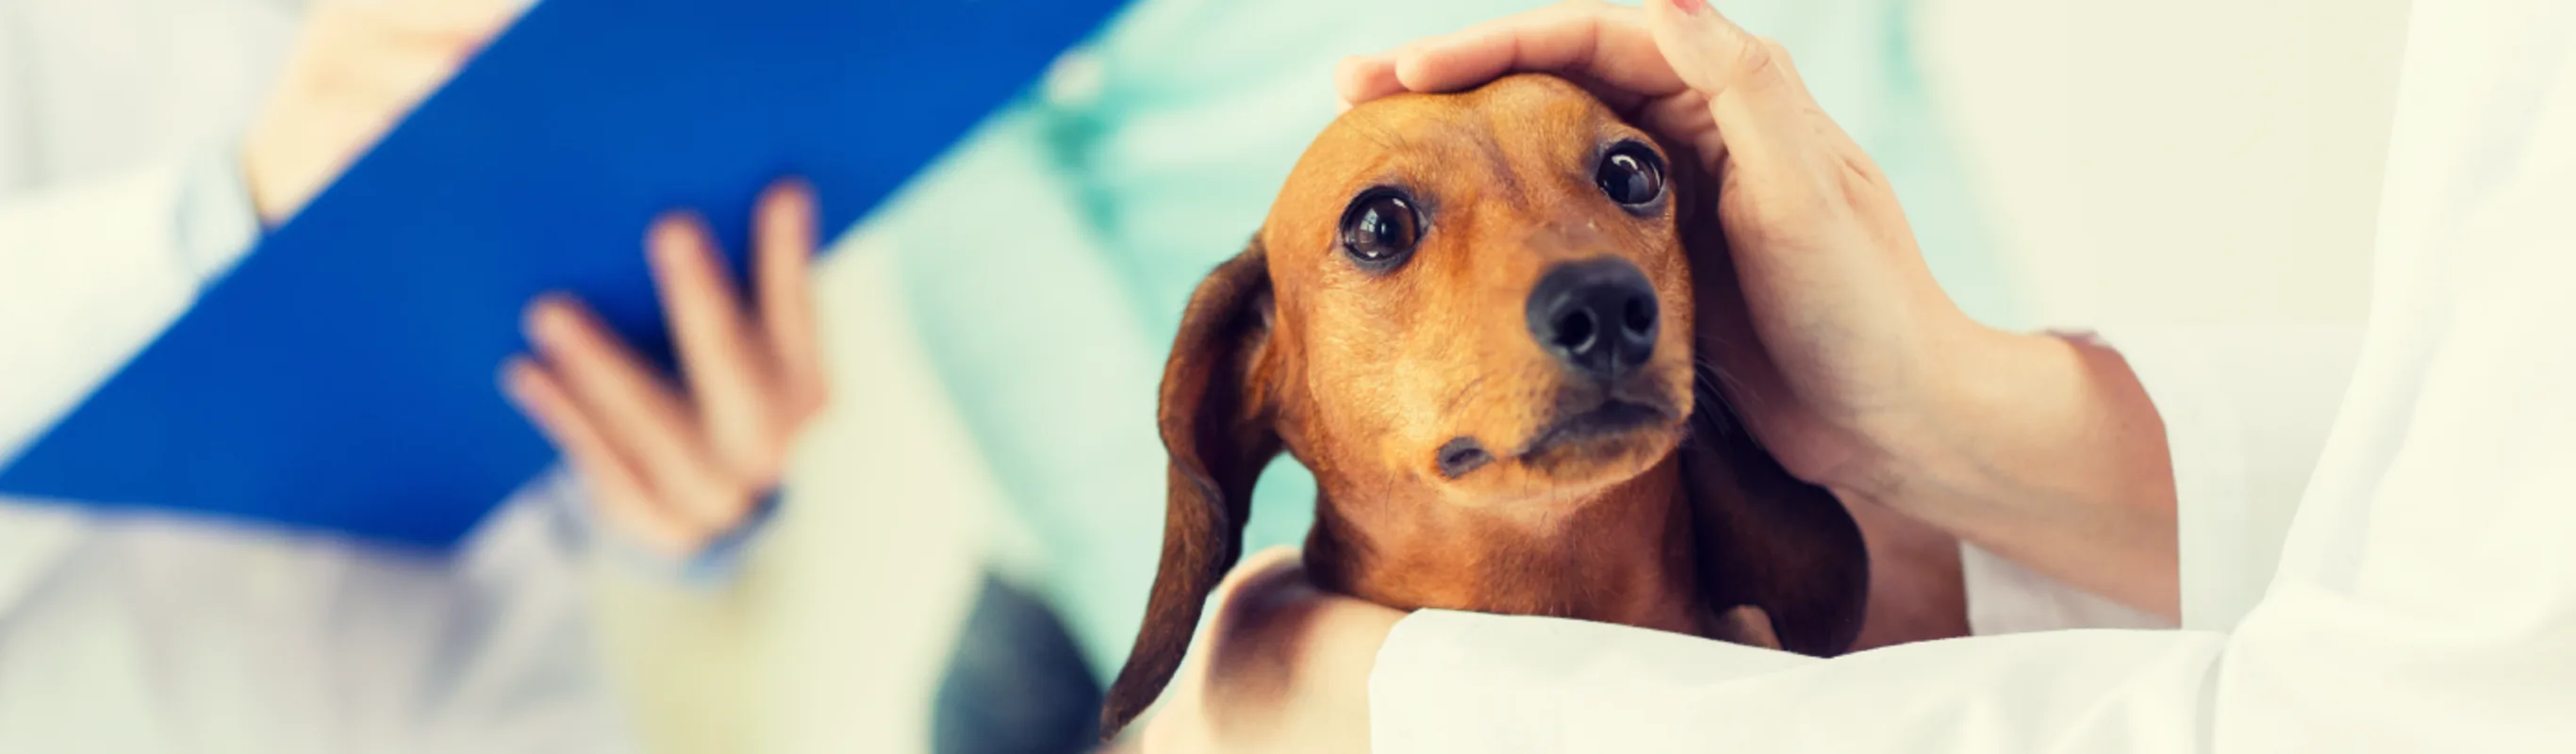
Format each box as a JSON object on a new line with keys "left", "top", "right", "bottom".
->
{"left": 0, "top": 1, "right": 685, "bottom": 751}
{"left": 1368, "top": 0, "right": 2576, "bottom": 750}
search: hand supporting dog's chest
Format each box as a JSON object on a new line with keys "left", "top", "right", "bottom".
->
{"left": 1098, "top": 74, "right": 1872, "bottom": 741}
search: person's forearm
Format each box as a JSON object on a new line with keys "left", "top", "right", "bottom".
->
{"left": 1847, "top": 328, "right": 2180, "bottom": 620}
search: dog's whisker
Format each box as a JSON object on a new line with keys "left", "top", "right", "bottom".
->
{"left": 1716, "top": 373, "right": 1759, "bottom": 412}
{"left": 1694, "top": 358, "right": 1760, "bottom": 408}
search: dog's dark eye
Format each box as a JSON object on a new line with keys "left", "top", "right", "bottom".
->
{"left": 1596, "top": 141, "right": 1666, "bottom": 208}
{"left": 1339, "top": 189, "right": 1421, "bottom": 268}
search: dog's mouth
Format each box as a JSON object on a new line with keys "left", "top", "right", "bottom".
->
{"left": 1431, "top": 362, "right": 1690, "bottom": 478}
{"left": 1515, "top": 399, "right": 1677, "bottom": 460}
{"left": 1434, "top": 374, "right": 1687, "bottom": 482}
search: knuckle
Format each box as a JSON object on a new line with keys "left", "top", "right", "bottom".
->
{"left": 1739, "top": 37, "right": 1790, "bottom": 86}
{"left": 1736, "top": 173, "right": 1837, "bottom": 229}
{"left": 1838, "top": 150, "right": 1888, "bottom": 189}
{"left": 1757, "top": 36, "right": 1792, "bottom": 63}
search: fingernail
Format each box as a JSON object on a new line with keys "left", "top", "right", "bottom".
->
{"left": 1669, "top": 0, "right": 1708, "bottom": 15}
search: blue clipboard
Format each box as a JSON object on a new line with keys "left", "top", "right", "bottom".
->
{"left": 0, "top": 0, "right": 1131, "bottom": 549}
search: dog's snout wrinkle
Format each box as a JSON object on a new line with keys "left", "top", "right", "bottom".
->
{"left": 1437, "top": 437, "right": 1495, "bottom": 479}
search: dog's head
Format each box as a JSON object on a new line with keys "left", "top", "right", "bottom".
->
{"left": 1100, "top": 74, "right": 1867, "bottom": 737}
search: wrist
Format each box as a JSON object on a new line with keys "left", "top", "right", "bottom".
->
{"left": 1831, "top": 314, "right": 2038, "bottom": 507}
{"left": 1857, "top": 325, "right": 2183, "bottom": 616}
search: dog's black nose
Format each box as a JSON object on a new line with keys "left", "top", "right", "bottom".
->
{"left": 1527, "top": 257, "right": 1659, "bottom": 381}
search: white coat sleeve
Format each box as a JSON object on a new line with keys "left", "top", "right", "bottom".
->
{"left": 0, "top": 146, "right": 257, "bottom": 462}
{"left": 1955, "top": 325, "right": 2362, "bottom": 635}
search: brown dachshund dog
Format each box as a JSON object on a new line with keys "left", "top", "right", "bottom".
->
{"left": 1100, "top": 73, "right": 1870, "bottom": 737}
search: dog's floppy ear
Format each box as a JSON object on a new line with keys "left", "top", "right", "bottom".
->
{"left": 1667, "top": 155, "right": 1872, "bottom": 656}
{"left": 1678, "top": 393, "right": 1871, "bottom": 655}
{"left": 1099, "top": 239, "right": 1284, "bottom": 740}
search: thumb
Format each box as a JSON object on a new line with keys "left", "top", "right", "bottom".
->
{"left": 1643, "top": 0, "right": 1791, "bottom": 104}
{"left": 1643, "top": 0, "right": 1825, "bottom": 165}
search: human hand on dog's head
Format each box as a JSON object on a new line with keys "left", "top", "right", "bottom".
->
{"left": 1122, "top": 546, "right": 1401, "bottom": 754}
{"left": 1339, "top": 0, "right": 2008, "bottom": 509}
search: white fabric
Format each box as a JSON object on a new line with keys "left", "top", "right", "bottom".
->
{"left": 1956, "top": 542, "right": 2171, "bottom": 635}
{"left": 1368, "top": 1, "right": 2576, "bottom": 750}
{"left": 1957, "top": 323, "right": 2365, "bottom": 637}
{"left": 0, "top": 1, "right": 639, "bottom": 750}
{"left": 2091, "top": 323, "right": 2365, "bottom": 632}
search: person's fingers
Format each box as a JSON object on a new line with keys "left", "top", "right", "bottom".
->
{"left": 1643, "top": 0, "right": 1831, "bottom": 171}
{"left": 1334, "top": 54, "right": 1402, "bottom": 109}
{"left": 1383, "top": 1, "right": 1686, "bottom": 111}
{"left": 522, "top": 296, "right": 743, "bottom": 523}
{"left": 1747, "top": 35, "right": 1872, "bottom": 162}
{"left": 1642, "top": 0, "right": 1775, "bottom": 92}
{"left": 355, "top": 0, "right": 530, "bottom": 40}
{"left": 1754, "top": 37, "right": 1814, "bottom": 99}
{"left": 647, "top": 214, "right": 782, "bottom": 477}
{"left": 1391, "top": 1, "right": 1604, "bottom": 90}
{"left": 1635, "top": 87, "right": 1721, "bottom": 158}
{"left": 752, "top": 179, "right": 828, "bottom": 415}
{"left": 323, "top": 39, "right": 480, "bottom": 107}
{"left": 501, "top": 356, "right": 705, "bottom": 554}
{"left": 312, "top": 0, "right": 520, "bottom": 81}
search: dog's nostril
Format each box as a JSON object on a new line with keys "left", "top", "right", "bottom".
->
{"left": 1554, "top": 309, "right": 1598, "bottom": 353}
{"left": 1622, "top": 296, "right": 1655, "bottom": 336}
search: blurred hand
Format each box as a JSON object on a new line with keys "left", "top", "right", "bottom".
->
{"left": 502, "top": 180, "right": 832, "bottom": 557}
{"left": 1134, "top": 547, "right": 1400, "bottom": 754}
{"left": 241, "top": 0, "right": 528, "bottom": 225}
{"left": 1339, "top": 0, "right": 1990, "bottom": 496}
